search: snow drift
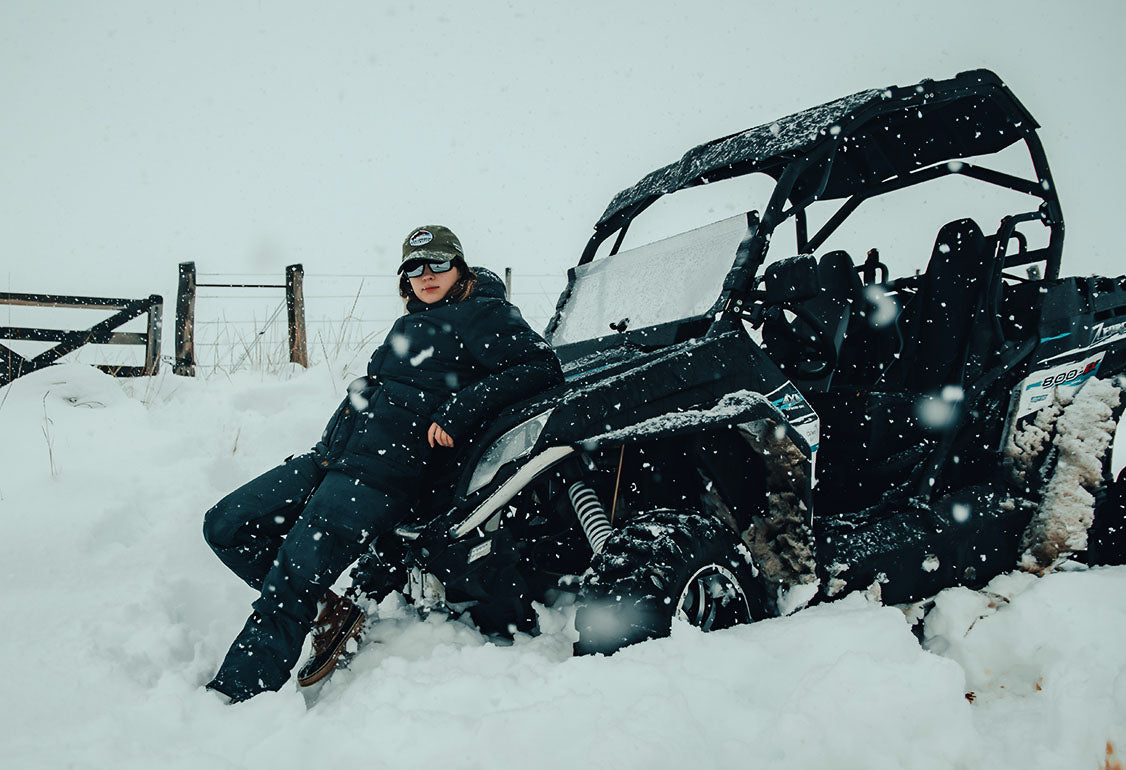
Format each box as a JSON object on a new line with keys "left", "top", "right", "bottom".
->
{"left": 0, "top": 363, "right": 1123, "bottom": 769}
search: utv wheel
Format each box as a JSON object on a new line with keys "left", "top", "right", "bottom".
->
{"left": 574, "top": 510, "right": 768, "bottom": 656}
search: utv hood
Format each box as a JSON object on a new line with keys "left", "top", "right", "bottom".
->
{"left": 452, "top": 328, "right": 810, "bottom": 500}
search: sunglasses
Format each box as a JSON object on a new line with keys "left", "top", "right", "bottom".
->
{"left": 404, "top": 260, "right": 454, "bottom": 278}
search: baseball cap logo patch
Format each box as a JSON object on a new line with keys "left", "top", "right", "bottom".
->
{"left": 409, "top": 230, "right": 434, "bottom": 247}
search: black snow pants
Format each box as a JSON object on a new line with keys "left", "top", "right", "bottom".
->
{"left": 202, "top": 452, "right": 410, "bottom": 701}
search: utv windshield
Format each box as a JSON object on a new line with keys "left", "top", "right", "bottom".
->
{"left": 547, "top": 212, "right": 752, "bottom": 347}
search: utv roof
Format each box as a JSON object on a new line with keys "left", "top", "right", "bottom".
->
{"left": 597, "top": 69, "right": 1039, "bottom": 233}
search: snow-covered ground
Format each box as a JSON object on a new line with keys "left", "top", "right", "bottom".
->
{"left": 1, "top": 362, "right": 1122, "bottom": 769}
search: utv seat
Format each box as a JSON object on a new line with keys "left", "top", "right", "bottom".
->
{"left": 883, "top": 218, "right": 992, "bottom": 393}
{"left": 827, "top": 254, "right": 904, "bottom": 389}
{"left": 762, "top": 250, "right": 858, "bottom": 390}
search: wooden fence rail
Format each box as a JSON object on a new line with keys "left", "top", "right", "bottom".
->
{"left": 0, "top": 292, "right": 163, "bottom": 387}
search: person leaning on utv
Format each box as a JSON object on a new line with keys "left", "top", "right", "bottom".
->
{"left": 201, "top": 225, "right": 564, "bottom": 703}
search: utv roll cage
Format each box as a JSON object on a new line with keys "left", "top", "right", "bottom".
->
{"left": 550, "top": 69, "right": 1063, "bottom": 349}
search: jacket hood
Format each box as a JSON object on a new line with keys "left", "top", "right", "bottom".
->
{"left": 471, "top": 267, "right": 507, "bottom": 300}
{"left": 406, "top": 265, "right": 506, "bottom": 313}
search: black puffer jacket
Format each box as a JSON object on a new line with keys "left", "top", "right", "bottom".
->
{"left": 315, "top": 267, "right": 563, "bottom": 492}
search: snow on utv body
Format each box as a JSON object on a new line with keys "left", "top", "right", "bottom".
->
{"left": 352, "top": 69, "right": 1126, "bottom": 655}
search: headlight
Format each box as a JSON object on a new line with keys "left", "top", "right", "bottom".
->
{"left": 467, "top": 408, "right": 554, "bottom": 494}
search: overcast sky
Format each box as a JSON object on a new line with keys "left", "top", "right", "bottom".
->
{"left": 2, "top": 0, "right": 1123, "bottom": 314}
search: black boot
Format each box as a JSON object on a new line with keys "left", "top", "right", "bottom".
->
{"left": 296, "top": 589, "right": 366, "bottom": 687}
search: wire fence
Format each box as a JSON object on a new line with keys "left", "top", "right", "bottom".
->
{"left": 2, "top": 269, "right": 567, "bottom": 377}
{"left": 189, "top": 270, "right": 567, "bottom": 376}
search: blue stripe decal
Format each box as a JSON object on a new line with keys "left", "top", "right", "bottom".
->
{"left": 1039, "top": 332, "right": 1070, "bottom": 343}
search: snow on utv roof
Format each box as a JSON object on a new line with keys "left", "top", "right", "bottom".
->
{"left": 546, "top": 68, "right": 1059, "bottom": 356}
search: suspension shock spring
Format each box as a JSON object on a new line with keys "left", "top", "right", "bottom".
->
{"left": 568, "top": 480, "right": 613, "bottom": 554}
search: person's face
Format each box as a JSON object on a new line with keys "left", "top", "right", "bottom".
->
{"left": 408, "top": 262, "right": 461, "bottom": 303}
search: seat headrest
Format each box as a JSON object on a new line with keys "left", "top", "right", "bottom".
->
{"left": 818, "top": 250, "right": 862, "bottom": 295}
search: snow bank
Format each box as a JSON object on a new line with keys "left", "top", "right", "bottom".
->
{"left": 924, "top": 568, "right": 1126, "bottom": 766}
{"left": 1, "top": 364, "right": 1123, "bottom": 769}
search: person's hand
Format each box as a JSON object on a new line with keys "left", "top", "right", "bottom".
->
{"left": 428, "top": 422, "right": 454, "bottom": 448}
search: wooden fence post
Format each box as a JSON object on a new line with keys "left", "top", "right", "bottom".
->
{"left": 505, "top": 267, "right": 512, "bottom": 299}
{"left": 286, "top": 264, "right": 308, "bottom": 367}
{"left": 174, "top": 261, "right": 196, "bottom": 376}
{"left": 145, "top": 294, "right": 163, "bottom": 376}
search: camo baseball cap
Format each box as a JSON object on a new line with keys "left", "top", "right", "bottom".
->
{"left": 399, "top": 225, "right": 464, "bottom": 273}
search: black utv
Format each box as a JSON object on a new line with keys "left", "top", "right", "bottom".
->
{"left": 351, "top": 69, "right": 1126, "bottom": 655}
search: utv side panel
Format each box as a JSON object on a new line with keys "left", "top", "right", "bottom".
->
{"left": 815, "top": 484, "right": 1034, "bottom": 605}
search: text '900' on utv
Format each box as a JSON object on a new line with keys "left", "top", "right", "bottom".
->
{"left": 349, "top": 68, "right": 1126, "bottom": 655}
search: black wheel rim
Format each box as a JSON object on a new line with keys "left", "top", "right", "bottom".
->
{"left": 675, "top": 563, "right": 751, "bottom": 632}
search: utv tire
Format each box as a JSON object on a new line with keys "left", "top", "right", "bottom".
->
{"left": 1089, "top": 467, "right": 1126, "bottom": 565}
{"left": 574, "top": 510, "right": 768, "bottom": 656}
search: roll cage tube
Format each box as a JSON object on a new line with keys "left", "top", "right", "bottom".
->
{"left": 584, "top": 145, "right": 1062, "bottom": 338}
{"left": 579, "top": 196, "right": 661, "bottom": 265}
{"left": 753, "top": 108, "right": 1063, "bottom": 289}
{"left": 718, "top": 162, "right": 806, "bottom": 319}
{"left": 722, "top": 130, "right": 1062, "bottom": 315}
{"left": 798, "top": 156, "right": 1063, "bottom": 278}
